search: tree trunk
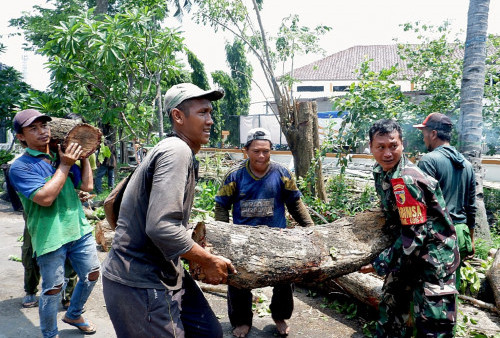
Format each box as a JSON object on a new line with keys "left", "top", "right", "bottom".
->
{"left": 312, "top": 104, "right": 327, "bottom": 201}
{"left": 95, "top": 0, "right": 108, "bottom": 16}
{"left": 189, "top": 209, "right": 394, "bottom": 289}
{"left": 283, "top": 101, "right": 326, "bottom": 199}
{"left": 486, "top": 249, "right": 500, "bottom": 309}
{"left": 289, "top": 101, "right": 315, "bottom": 179}
{"left": 155, "top": 71, "right": 164, "bottom": 138}
{"left": 458, "top": 0, "right": 491, "bottom": 242}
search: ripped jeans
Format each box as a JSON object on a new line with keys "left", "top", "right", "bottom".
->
{"left": 36, "top": 232, "right": 100, "bottom": 338}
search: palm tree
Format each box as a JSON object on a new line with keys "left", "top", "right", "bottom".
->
{"left": 458, "top": 0, "right": 491, "bottom": 241}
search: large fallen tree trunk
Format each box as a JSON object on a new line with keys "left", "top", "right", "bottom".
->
{"left": 190, "top": 209, "right": 394, "bottom": 289}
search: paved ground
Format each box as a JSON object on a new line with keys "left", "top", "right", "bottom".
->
{"left": 0, "top": 199, "right": 368, "bottom": 338}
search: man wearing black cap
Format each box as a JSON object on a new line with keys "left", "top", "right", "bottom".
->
{"left": 9, "top": 109, "right": 100, "bottom": 337}
{"left": 414, "top": 112, "right": 477, "bottom": 290}
{"left": 102, "top": 83, "right": 235, "bottom": 338}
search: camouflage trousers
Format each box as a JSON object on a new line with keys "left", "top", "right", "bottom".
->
{"left": 376, "top": 271, "right": 457, "bottom": 338}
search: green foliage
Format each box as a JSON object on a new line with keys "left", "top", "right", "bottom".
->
{"left": 321, "top": 298, "right": 358, "bottom": 319}
{"left": 331, "top": 61, "right": 407, "bottom": 171}
{"left": 39, "top": 6, "right": 186, "bottom": 139}
{"left": 0, "top": 150, "right": 14, "bottom": 165}
{"left": 211, "top": 39, "right": 253, "bottom": 146}
{"left": 192, "top": 179, "right": 220, "bottom": 221}
{"left": 94, "top": 206, "right": 106, "bottom": 220}
{"left": 362, "top": 320, "right": 377, "bottom": 337}
{"left": 455, "top": 309, "right": 492, "bottom": 338}
{"left": 459, "top": 257, "right": 492, "bottom": 296}
{"left": 329, "top": 21, "right": 500, "bottom": 163}
{"left": 299, "top": 172, "right": 377, "bottom": 224}
{"left": 187, "top": 50, "right": 210, "bottom": 91}
{"left": 0, "top": 63, "right": 31, "bottom": 124}
{"left": 8, "top": 255, "right": 22, "bottom": 262}
{"left": 274, "top": 14, "right": 331, "bottom": 88}
{"left": 97, "top": 144, "right": 112, "bottom": 164}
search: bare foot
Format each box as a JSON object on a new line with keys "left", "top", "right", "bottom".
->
{"left": 232, "top": 324, "right": 251, "bottom": 337}
{"left": 274, "top": 319, "right": 289, "bottom": 336}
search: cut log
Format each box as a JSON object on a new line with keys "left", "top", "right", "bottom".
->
{"left": 307, "top": 272, "right": 500, "bottom": 335}
{"left": 333, "top": 272, "right": 383, "bottom": 309}
{"left": 95, "top": 219, "right": 114, "bottom": 252}
{"left": 48, "top": 117, "right": 102, "bottom": 158}
{"left": 190, "top": 209, "right": 395, "bottom": 289}
{"left": 487, "top": 249, "right": 500, "bottom": 310}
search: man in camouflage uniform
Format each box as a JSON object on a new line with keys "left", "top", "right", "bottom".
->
{"left": 360, "top": 119, "right": 460, "bottom": 337}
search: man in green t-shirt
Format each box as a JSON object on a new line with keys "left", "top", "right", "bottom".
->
{"left": 10, "top": 109, "right": 101, "bottom": 338}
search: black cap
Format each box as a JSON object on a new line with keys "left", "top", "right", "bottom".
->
{"left": 13, "top": 109, "right": 52, "bottom": 133}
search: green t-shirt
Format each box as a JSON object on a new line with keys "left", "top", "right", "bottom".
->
{"left": 10, "top": 148, "right": 93, "bottom": 257}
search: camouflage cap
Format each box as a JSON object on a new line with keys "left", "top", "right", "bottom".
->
{"left": 413, "top": 113, "right": 452, "bottom": 131}
{"left": 163, "top": 83, "right": 224, "bottom": 114}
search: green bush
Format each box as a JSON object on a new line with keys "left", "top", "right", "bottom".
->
{"left": 0, "top": 149, "right": 14, "bottom": 165}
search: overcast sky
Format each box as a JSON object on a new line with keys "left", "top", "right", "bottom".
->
{"left": 1, "top": 0, "right": 500, "bottom": 113}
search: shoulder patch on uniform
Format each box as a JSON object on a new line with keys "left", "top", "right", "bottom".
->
{"left": 391, "top": 177, "right": 427, "bottom": 225}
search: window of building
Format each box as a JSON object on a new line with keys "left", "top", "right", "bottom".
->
{"left": 332, "top": 86, "right": 348, "bottom": 92}
{"left": 296, "top": 85, "right": 324, "bottom": 92}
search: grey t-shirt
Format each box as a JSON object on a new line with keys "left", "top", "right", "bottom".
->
{"left": 102, "top": 136, "right": 197, "bottom": 290}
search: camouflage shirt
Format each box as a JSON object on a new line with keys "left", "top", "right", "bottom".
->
{"left": 372, "top": 156, "right": 460, "bottom": 284}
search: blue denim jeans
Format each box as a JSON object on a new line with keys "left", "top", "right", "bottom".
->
{"left": 36, "top": 232, "right": 100, "bottom": 338}
{"left": 95, "top": 165, "right": 115, "bottom": 193}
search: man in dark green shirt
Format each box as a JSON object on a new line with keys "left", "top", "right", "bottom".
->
{"left": 414, "top": 113, "right": 476, "bottom": 289}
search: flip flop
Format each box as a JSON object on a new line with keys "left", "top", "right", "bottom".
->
{"left": 62, "top": 316, "right": 96, "bottom": 335}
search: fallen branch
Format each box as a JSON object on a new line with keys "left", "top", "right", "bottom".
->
{"left": 458, "top": 295, "right": 499, "bottom": 314}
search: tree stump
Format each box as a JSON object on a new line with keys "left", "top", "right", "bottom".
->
{"left": 190, "top": 209, "right": 395, "bottom": 289}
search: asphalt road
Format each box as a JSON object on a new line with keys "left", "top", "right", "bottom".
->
{"left": 0, "top": 199, "right": 367, "bottom": 338}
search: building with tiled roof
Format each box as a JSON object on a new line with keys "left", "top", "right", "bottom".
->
{"left": 288, "top": 45, "right": 416, "bottom": 108}
{"left": 292, "top": 45, "right": 415, "bottom": 81}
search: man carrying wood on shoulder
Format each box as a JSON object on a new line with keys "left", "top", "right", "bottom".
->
{"left": 215, "top": 127, "right": 314, "bottom": 337}
{"left": 9, "top": 109, "right": 100, "bottom": 337}
{"left": 360, "top": 119, "right": 460, "bottom": 337}
{"left": 101, "top": 83, "right": 235, "bottom": 337}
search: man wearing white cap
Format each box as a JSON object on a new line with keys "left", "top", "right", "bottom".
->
{"left": 102, "top": 83, "right": 235, "bottom": 338}
{"left": 215, "top": 127, "right": 314, "bottom": 337}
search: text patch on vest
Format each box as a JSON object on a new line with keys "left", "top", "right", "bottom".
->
{"left": 391, "top": 178, "right": 427, "bottom": 225}
{"left": 240, "top": 198, "right": 274, "bottom": 218}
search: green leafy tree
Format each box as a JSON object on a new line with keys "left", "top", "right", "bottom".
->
{"left": 211, "top": 39, "right": 253, "bottom": 146}
{"left": 332, "top": 61, "right": 408, "bottom": 170}
{"left": 195, "top": 0, "right": 330, "bottom": 184}
{"left": 0, "top": 63, "right": 31, "bottom": 144}
{"left": 186, "top": 49, "right": 223, "bottom": 146}
{"left": 40, "top": 7, "right": 186, "bottom": 141}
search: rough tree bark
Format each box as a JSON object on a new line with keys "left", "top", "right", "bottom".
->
{"left": 458, "top": 0, "right": 491, "bottom": 241}
{"left": 487, "top": 249, "right": 500, "bottom": 309}
{"left": 190, "top": 209, "right": 394, "bottom": 289}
